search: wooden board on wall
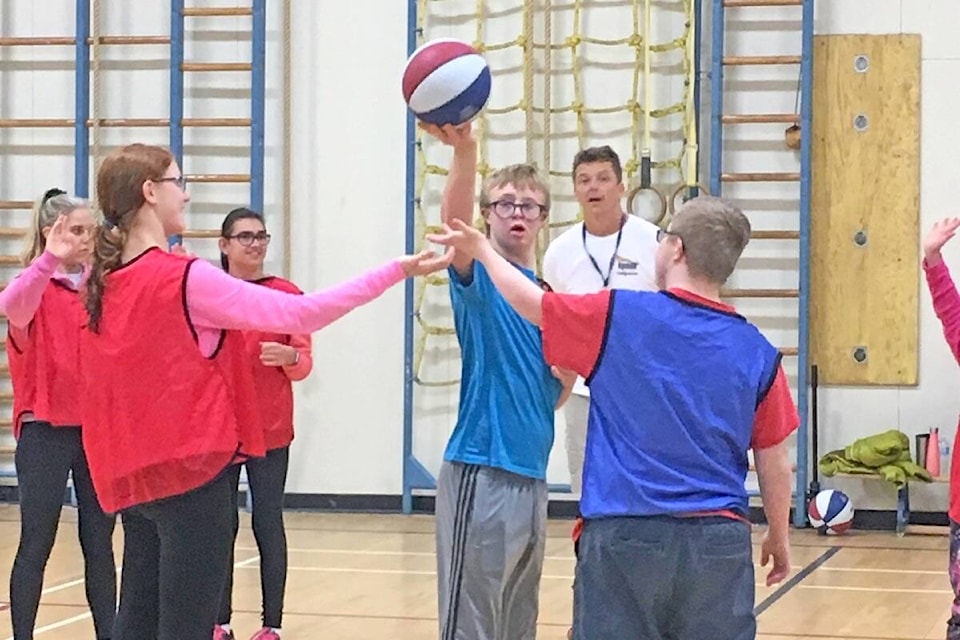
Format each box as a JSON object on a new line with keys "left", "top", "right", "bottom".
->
{"left": 810, "top": 34, "right": 921, "bottom": 386}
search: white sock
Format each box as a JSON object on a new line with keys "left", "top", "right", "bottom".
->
{"left": 270, "top": 629, "right": 281, "bottom": 637}
{"left": 220, "top": 624, "right": 231, "bottom": 633}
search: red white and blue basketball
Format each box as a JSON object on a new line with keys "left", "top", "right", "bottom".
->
{"left": 402, "top": 38, "right": 491, "bottom": 127}
{"left": 808, "top": 489, "right": 854, "bottom": 535}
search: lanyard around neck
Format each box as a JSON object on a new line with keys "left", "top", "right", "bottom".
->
{"left": 582, "top": 215, "right": 625, "bottom": 288}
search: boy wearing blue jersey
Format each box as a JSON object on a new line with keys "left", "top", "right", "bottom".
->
{"left": 428, "top": 196, "right": 798, "bottom": 640}
{"left": 421, "top": 122, "right": 575, "bottom": 640}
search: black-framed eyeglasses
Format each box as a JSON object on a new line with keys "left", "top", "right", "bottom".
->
{"left": 225, "top": 231, "right": 271, "bottom": 247}
{"left": 486, "top": 200, "right": 548, "bottom": 221}
{"left": 656, "top": 228, "right": 682, "bottom": 243}
{"left": 154, "top": 175, "right": 188, "bottom": 191}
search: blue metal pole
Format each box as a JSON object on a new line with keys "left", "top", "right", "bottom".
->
{"left": 402, "top": 0, "right": 419, "bottom": 515}
{"left": 250, "top": 0, "right": 266, "bottom": 213}
{"left": 74, "top": 0, "right": 90, "bottom": 197}
{"left": 169, "top": 0, "right": 185, "bottom": 247}
{"left": 793, "top": 0, "right": 814, "bottom": 528}
{"left": 693, "top": 0, "right": 703, "bottom": 194}
{"left": 709, "top": 0, "right": 724, "bottom": 196}
{"left": 169, "top": 0, "right": 185, "bottom": 166}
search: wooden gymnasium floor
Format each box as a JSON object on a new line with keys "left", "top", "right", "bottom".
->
{"left": 0, "top": 504, "right": 952, "bottom": 639}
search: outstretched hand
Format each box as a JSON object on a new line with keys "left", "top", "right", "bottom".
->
{"left": 425, "top": 219, "right": 488, "bottom": 259}
{"left": 924, "top": 217, "right": 960, "bottom": 265}
{"left": 399, "top": 246, "right": 455, "bottom": 277}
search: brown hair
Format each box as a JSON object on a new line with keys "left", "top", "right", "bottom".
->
{"left": 85, "top": 143, "right": 174, "bottom": 332}
{"left": 668, "top": 196, "right": 751, "bottom": 284}
{"left": 572, "top": 145, "right": 623, "bottom": 183}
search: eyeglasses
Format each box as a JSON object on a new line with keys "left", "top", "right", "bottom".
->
{"left": 154, "top": 175, "right": 188, "bottom": 191}
{"left": 486, "top": 200, "right": 548, "bottom": 220}
{"left": 656, "top": 228, "right": 682, "bottom": 243}
{"left": 225, "top": 231, "right": 271, "bottom": 247}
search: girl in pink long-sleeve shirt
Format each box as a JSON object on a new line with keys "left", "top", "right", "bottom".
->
{"left": 923, "top": 217, "right": 960, "bottom": 640}
{"left": 78, "top": 143, "right": 452, "bottom": 640}
{"left": 0, "top": 189, "right": 118, "bottom": 640}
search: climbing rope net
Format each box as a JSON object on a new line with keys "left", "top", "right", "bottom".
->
{"left": 408, "top": 0, "right": 700, "bottom": 471}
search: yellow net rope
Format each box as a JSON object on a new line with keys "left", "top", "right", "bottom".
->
{"left": 411, "top": 0, "right": 696, "bottom": 389}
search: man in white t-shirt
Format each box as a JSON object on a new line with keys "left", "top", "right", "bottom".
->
{"left": 542, "top": 145, "right": 659, "bottom": 499}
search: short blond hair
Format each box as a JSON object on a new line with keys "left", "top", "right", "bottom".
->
{"left": 479, "top": 163, "right": 551, "bottom": 211}
{"left": 669, "top": 196, "right": 751, "bottom": 284}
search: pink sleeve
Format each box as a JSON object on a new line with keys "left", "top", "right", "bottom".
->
{"left": 925, "top": 258, "right": 960, "bottom": 363}
{"left": 185, "top": 258, "right": 407, "bottom": 335}
{"left": 282, "top": 333, "right": 313, "bottom": 381}
{"left": 0, "top": 251, "right": 60, "bottom": 328}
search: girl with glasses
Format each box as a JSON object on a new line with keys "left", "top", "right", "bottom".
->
{"left": 80, "top": 143, "right": 452, "bottom": 640}
{"left": 212, "top": 208, "right": 313, "bottom": 640}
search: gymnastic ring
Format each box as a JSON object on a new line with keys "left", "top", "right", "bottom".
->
{"left": 668, "top": 183, "right": 711, "bottom": 217}
{"left": 626, "top": 185, "right": 667, "bottom": 226}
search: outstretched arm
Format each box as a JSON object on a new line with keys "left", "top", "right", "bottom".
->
{"left": 187, "top": 249, "right": 452, "bottom": 335}
{"left": 429, "top": 219, "right": 545, "bottom": 325}
{"left": 474, "top": 241, "right": 545, "bottom": 325}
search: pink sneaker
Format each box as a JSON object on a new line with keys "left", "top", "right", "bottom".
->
{"left": 213, "top": 626, "right": 235, "bottom": 640}
{"left": 249, "top": 629, "right": 281, "bottom": 640}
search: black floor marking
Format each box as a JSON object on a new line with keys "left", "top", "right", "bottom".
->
{"left": 754, "top": 546, "right": 840, "bottom": 616}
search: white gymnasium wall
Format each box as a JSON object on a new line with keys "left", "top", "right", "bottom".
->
{"left": 804, "top": 0, "right": 960, "bottom": 513}
{"left": 1, "top": 0, "right": 959, "bottom": 512}
{"left": 722, "top": 0, "right": 960, "bottom": 513}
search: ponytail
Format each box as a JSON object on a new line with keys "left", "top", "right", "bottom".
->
{"left": 86, "top": 142, "right": 176, "bottom": 333}
{"left": 85, "top": 223, "right": 128, "bottom": 333}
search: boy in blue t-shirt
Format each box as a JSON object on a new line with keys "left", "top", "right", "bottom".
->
{"left": 421, "top": 122, "right": 574, "bottom": 640}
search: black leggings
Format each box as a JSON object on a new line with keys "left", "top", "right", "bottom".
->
{"left": 218, "top": 446, "right": 290, "bottom": 629}
{"left": 10, "top": 421, "right": 117, "bottom": 640}
{"left": 112, "top": 470, "right": 234, "bottom": 640}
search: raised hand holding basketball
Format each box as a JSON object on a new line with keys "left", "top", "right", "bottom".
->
{"left": 924, "top": 217, "right": 960, "bottom": 265}
{"left": 418, "top": 122, "right": 474, "bottom": 149}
